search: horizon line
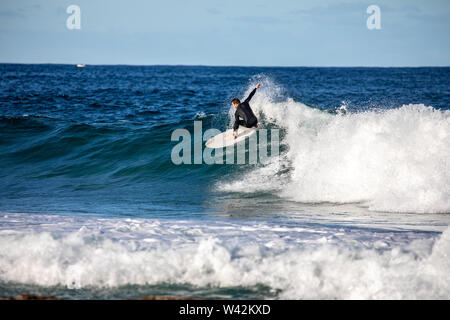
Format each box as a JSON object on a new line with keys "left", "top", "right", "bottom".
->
{"left": 1, "top": 62, "right": 449, "bottom": 68}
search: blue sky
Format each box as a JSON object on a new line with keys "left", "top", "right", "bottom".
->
{"left": 0, "top": 0, "right": 449, "bottom": 66}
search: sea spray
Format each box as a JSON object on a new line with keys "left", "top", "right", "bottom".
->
{"left": 219, "top": 80, "right": 450, "bottom": 213}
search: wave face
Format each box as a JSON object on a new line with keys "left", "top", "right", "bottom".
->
{"left": 0, "top": 213, "right": 449, "bottom": 299}
{"left": 1, "top": 65, "right": 449, "bottom": 216}
{"left": 219, "top": 77, "right": 450, "bottom": 213}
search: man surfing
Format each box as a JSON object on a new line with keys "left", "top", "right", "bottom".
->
{"left": 231, "top": 83, "right": 261, "bottom": 139}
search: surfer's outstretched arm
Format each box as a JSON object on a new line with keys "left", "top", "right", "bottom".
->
{"left": 244, "top": 83, "right": 261, "bottom": 103}
{"left": 244, "top": 88, "right": 256, "bottom": 103}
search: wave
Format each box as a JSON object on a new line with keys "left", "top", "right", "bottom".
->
{"left": 1, "top": 77, "right": 449, "bottom": 214}
{"left": 0, "top": 116, "right": 182, "bottom": 178}
{"left": 0, "top": 213, "right": 448, "bottom": 299}
{"left": 219, "top": 78, "right": 450, "bottom": 213}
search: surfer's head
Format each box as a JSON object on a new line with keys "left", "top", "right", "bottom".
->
{"left": 231, "top": 98, "right": 240, "bottom": 108}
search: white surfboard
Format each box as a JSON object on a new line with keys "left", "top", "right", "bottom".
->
{"left": 205, "top": 126, "right": 257, "bottom": 149}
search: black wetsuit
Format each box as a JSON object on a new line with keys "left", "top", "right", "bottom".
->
{"left": 233, "top": 88, "right": 258, "bottom": 132}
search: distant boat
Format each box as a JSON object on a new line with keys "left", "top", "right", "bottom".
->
{"left": 76, "top": 64, "right": 86, "bottom": 68}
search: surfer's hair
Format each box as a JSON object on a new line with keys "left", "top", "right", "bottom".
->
{"left": 231, "top": 98, "right": 240, "bottom": 105}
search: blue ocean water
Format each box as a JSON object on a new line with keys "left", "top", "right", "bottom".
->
{"left": 0, "top": 64, "right": 449, "bottom": 299}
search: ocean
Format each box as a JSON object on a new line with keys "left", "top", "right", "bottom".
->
{"left": 0, "top": 64, "right": 449, "bottom": 299}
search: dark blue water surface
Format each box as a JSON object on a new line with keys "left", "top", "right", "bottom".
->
{"left": 0, "top": 64, "right": 449, "bottom": 218}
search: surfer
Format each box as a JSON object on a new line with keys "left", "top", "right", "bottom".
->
{"left": 231, "top": 83, "right": 261, "bottom": 139}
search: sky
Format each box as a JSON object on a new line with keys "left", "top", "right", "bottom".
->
{"left": 0, "top": 0, "right": 449, "bottom": 66}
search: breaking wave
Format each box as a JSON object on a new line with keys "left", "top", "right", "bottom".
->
{"left": 218, "top": 78, "right": 450, "bottom": 214}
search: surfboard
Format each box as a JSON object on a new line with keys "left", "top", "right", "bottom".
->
{"left": 205, "top": 126, "right": 257, "bottom": 149}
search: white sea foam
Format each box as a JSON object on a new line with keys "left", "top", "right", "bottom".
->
{"left": 0, "top": 213, "right": 448, "bottom": 299}
{"left": 219, "top": 78, "right": 450, "bottom": 213}
{"left": 195, "top": 111, "right": 207, "bottom": 119}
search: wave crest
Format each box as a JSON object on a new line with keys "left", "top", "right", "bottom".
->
{"left": 219, "top": 79, "right": 450, "bottom": 213}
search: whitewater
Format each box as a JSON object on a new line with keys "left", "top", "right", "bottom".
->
{"left": 0, "top": 65, "right": 449, "bottom": 299}
{"left": 2, "top": 80, "right": 449, "bottom": 299}
{"left": 220, "top": 78, "right": 450, "bottom": 214}
{"left": 0, "top": 213, "right": 449, "bottom": 299}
